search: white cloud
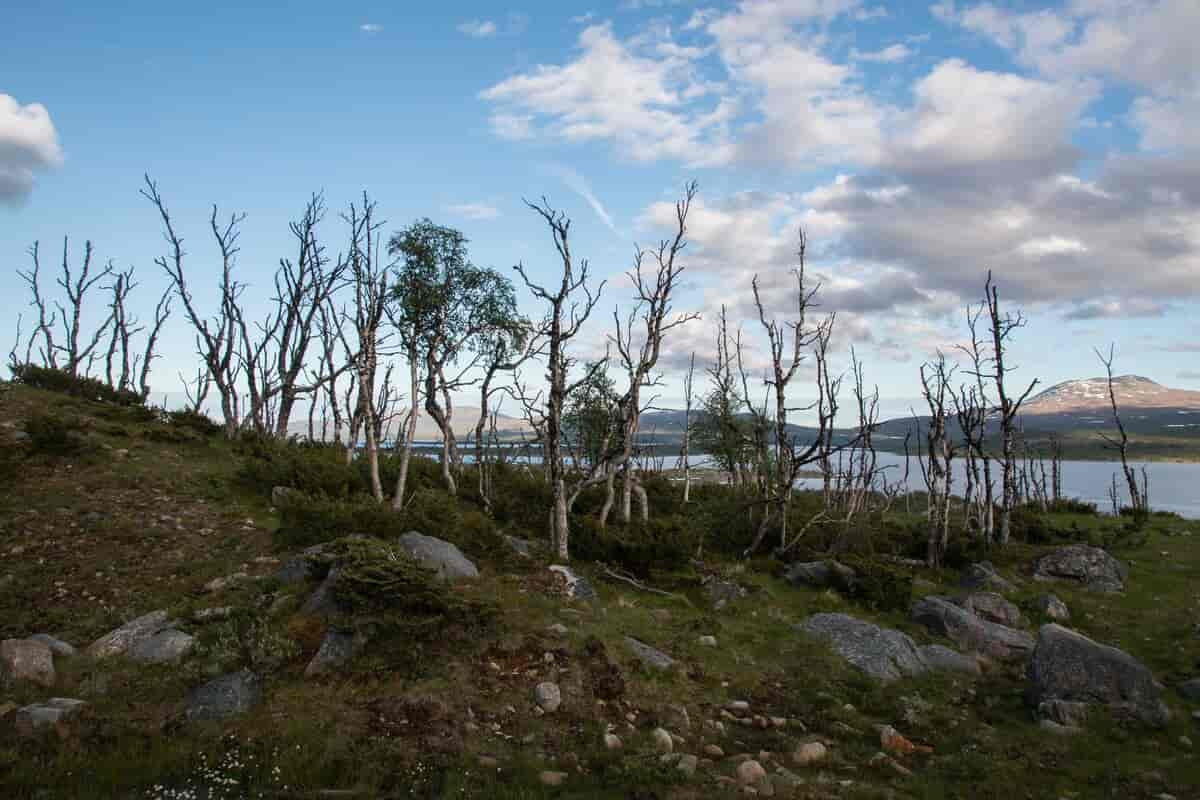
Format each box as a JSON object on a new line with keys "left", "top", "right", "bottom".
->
{"left": 0, "top": 94, "right": 63, "bottom": 205}
{"left": 481, "top": 23, "right": 727, "bottom": 164}
{"left": 458, "top": 19, "right": 498, "bottom": 38}
{"left": 359, "top": 23, "right": 383, "bottom": 34}
{"left": 446, "top": 202, "right": 500, "bottom": 220}
{"left": 851, "top": 43, "right": 912, "bottom": 63}
{"left": 855, "top": 6, "right": 889, "bottom": 21}
{"left": 490, "top": 113, "right": 534, "bottom": 140}
{"left": 1016, "top": 235, "right": 1087, "bottom": 258}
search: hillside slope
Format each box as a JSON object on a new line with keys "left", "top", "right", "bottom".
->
{"left": 1, "top": 381, "right": 1199, "bottom": 798}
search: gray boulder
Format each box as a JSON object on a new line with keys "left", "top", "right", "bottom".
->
{"left": 186, "top": 670, "right": 263, "bottom": 721}
{"left": 87, "top": 610, "right": 172, "bottom": 659}
{"left": 952, "top": 592, "right": 1024, "bottom": 627}
{"left": 797, "top": 613, "right": 928, "bottom": 683}
{"left": 1178, "top": 678, "right": 1200, "bottom": 701}
{"left": 1033, "top": 545, "right": 1126, "bottom": 593}
{"left": 785, "top": 560, "right": 857, "bottom": 590}
{"left": 1036, "top": 594, "right": 1071, "bottom": 622}
{"left": 1, "top": 639, "right": 56, "bottom": 687}
{"left": 271, "top": 485, "right": 302, "bottom": 508}
{"left": 548, "top": 565, "right": 596, "bottom": 600}
{"left": 1028, "top": 624, "right": 1170, "bottom": 727}
{"left": 305, "top": 630, "right": 366, "bottom": 677}
{"left": 14, "top": 698, "right": 87, "bottom": 737}
{"left": 301, "top": 566, "right": 345, "bottom": 619}
{"left": 29, "top": 634, "right": 76, "bottom": 658}
{"left": 911, "top": 596, "right": 1035, "bottom": 662}
{"left": 272, "top": 544, "right": 328, "bottom": 584}
{"left": 918, "top": 644, "right": 982, "bottom": 675}
{"left": 504, "top": 536, "right": 542, "bottom": 559}
{"left": 960, "top": 562, "right": 1016, "bottom": 594}
{"left": 397, "top": 532, "right": 479, "bottom": 581}
{"left": 128, "top": 629, "right": 196, "bottom": 665}
{"left": 624, "top": 636, "right": 676, "bottom": 670}
{"left": 1038, "top": 699, "right": 1090, "bottom": 728}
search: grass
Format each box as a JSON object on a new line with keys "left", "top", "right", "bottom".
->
{"left": 1, "top": 381, "right": 1199, "bottom": 798}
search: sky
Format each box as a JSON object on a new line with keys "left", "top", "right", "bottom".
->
{"left": 2, "top": 0, "right": 1198, "bottom": 421}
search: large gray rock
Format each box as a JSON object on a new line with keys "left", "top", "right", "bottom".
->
{"left": 548, "top": 565, "right": 596, "bottom": 600}
{"left": 623, "top": 637, "right": 676, "bottom": 670}
{"left": 1028, "top": 624, "right": 1170, "bottom": 727}
{"left": 14, "top": 698, "right": 87, "bottom": 737}
{"left": 785, "top": 561, "right": 857, "bottom": 590}
{"left": 797, "top": 613, "right": 928, "bottom": 683}
{"left": 301, "top": 566, "right": 345, "bottom": 619}
{"left": 128, "top": 629, "right": 196, "bottom": 665}
{"left": 1033, "top": 545, "right": 1127, "bottom": 593}
{"left": 397, "top": 532, "right": 479, "bottom": 581}
{"left": 1, "top": 639, "right": 56, "bottom": 687}
{"left": 952, "top": 592, "right": 1024, "bottom": 628}
{"left": 87, "top": 610, "right": 172, "bottom": 659}
{"left": 305, "top": 630, "right": 366, "bottom": 677}
{"left": 960, "top": 562, "right": 1016, "bottom": 594}
{"left": 918, "top": 644, "right": 982, "bottom": 675}
{"left": 273, "top": 543, "right": 331, "bottom": 584}
{"left": 703, "top": 576, "right": 747, "bottom": 609}
{"left": 186, "top": 670, "right": 262, "bottom": 721}
{"left": 271, "top": 485, "right": 302, "bottom": 508}
{"left": 911, "top": 596, "right": 1035, "bottom": 662}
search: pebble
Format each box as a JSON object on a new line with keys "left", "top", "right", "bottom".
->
{"left": 698, "top": 635, "right": 718, "bottom": 647}
{"left": 704, "top": 744, "right": 726, "bottom": 758}
{"left": 677, "top": 753, "right": 698, "bottom": 776}
{"left": 539, "top": 771, "right": 567, "bottom": 787}
{"left": 604, "top": 733, "right": 623, "bottom": 750}
{"left": 736, "top": 759, "right": 767, "bottom": 785}
{"left": 652, "top": 727, "right": 674, "bottom": 753}
{"left": 793, "top": 741, "right": 827, "bottom": 766}
{"left": 534, "top": 682, "right": 562, "bottom": 713}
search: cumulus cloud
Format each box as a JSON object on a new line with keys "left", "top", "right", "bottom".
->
{"left": 446, "top": 202, "right": 500, "bottom": 220}
{"left": 359, "top": 23, "right": 383, "bottom": 34}
{"left": 0, "top": 94, "right": 63, "bottom": 205}
{"left": 851, "top": 44, "right": 912, "bottom": 63}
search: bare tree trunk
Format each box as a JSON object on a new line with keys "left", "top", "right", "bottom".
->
{"left": 392, "top": 348, "right": 421, "bottom": 510}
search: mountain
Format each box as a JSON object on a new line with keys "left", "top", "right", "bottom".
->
{"left": 1024, "top": 375, "right": 1200, "bottom": 414}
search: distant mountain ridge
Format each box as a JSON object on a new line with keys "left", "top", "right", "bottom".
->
{"left": 1024, "top": 375, "right": 1200, "bottom": 414}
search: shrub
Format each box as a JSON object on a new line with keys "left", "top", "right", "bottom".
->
{"left": 839, "top": 556, "right": 913, "bottom": 612}
{"left": 10, "top": 362, "right": 143, "bottom": 406}
{"left": 570, "top": 514, "right": 698, "bottom": 577}
{"left": 313, "top": 537, "right": 497, "bottom": 640}
{"left": 24, "top": 411, "right": 88, "bottom": 456}
{"left": 165, "top": 408, "right": 222, "bottom": 437}
{"left": 239, "top": 439, "right": 364, "bottom": 500}
{"left": 1049, "top": 497, "right": 1099, "bottom": 515}
{"left": 275, "top": 495, "right": 405, "bottom": 550}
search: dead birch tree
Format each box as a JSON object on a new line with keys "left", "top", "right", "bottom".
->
{"left": 1095, "top": 344, "right": 1148, "bottom": 514}
{"left": 921, "top": 353, "right": 956, "bottom": 567}
{"left": 517, "top": 199, "right": 605, "bottom": 560}
{"left": 143, "top": 175, "right": 245, "bottom": 437}
{"left": 984, "top": 272, "right": 1038, "bottom": 545}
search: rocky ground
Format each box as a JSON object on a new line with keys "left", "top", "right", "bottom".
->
{"left": 2, "top": 383, "right": 1200, "bottom": 799}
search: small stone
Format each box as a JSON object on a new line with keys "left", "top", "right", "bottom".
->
{"left": 704, "top": 744, "right": 725, "bottom": 758}
{"left": 128, "top": 629, "right": 196, "bottom": 664}
{"left": 604, "top": 733, "right": 623, "bottom": 750}
{"left": 192, "top": 607, "right": 234, "bottom": 624}
{"left": 539, "top": 771, "right": 568, "bottom": 787}
{"left": 1, "top": 639, "right": 56, "bottom": 687}
{"left": 624, "top": 637, "right": 676, "bottom": 670}
{"left": 880, "top": 725, "right": 931, "bottom": 756}
{"left": 677, "top": 754, "right": 699, "bottom": 776}
{"left": 204, "top": 572, "right": 249, "bottom": 593}
{"left": 792, "top": 741, "right": 827, "bottom": 766}
{"left": 770, "top": 717, "right": 786, "bottom": 729}
{"left": 547, "top": 623, "right": 569, "bottom": 635}
{"left": 534, "top": 681, "right": 562, "bottom": 713}
{"left": 1180, "top": 736, "right": 1193, "bottom": 748}
{"left": 87, "top": 610, "right": 171, "bottom": 659}
{"left": 14, "top": 698, "right": 87, "bottom": 737}
{"left": 736, "top": 759, "right": 767, "bottom": 785}
{"left": 185, "top": 670, "right": 262, "bottom": 721}
{"left": 698, "top": 635, "right": 718, "bottom": 647}
{"left": 1036, "top": 594, "right": 1071, "bottom": 622}
{"left": 652, "top": 727, "right": 674, "bottom": 753}
{"left": 478, "top": 755, "right": 498, "bottom": 768}
{"left": 1039, "top": 719, "right": 1081, "bottom": 735}
{"left": 727, "top": 700, "right": 751, "bottom": 713}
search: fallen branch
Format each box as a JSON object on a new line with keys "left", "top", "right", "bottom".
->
{"left": 597, "top": 562, "right": 692, "bottom": 607}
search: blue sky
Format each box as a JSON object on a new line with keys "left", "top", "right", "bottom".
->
{"left": 2, "top": 0, "right": 1198, "bottom": 418}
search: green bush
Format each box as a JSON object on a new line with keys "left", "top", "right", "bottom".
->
{"left": 275, "top": 495, "right": 405, "bottom": 550}
{"left": 314, "top": 537, "right": 497, "bottom": 640}
{"left": 24, "top": 411, "right": 88, "bottom": 456}
{"left": 1050, "top": 497, "right": 1099, "bottom": 515}
{"left": 10, "top": 362, "right": 143, "bottom": 406}
{"left": 165, "top": 408, "right": 222, "bottom": 437}
{"left": 239, "top": 439, "right": 363, "bottom": 500}
{"left": 570, "top": 514, "right": 698, "bottom": 577}
{"left": 839, "top": 556, "right": 913, "bottom": 612}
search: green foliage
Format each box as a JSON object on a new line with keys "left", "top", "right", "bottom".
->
{"left": 839, "top": 556, "right": 913, "bottom": 612}
{"left": 315, "top": 536, "right": 497, "bottom": 640}
{"left": 24, "top": 410, "right": 88, "bottom": 456}
{"left": 564, "top": 362, "right": 621, "bottom": 466}
{"left": 9, "top": 362, "right": 143, "bottom": 406}
{"left": 570, "top": 514, "right": 698, "bottom": 577}
{"left": 275, "top": 494, "right": 405, "bottom": 550}
{"left": 239, "top": 438, "right": 363, "bottom": 500}
{"left": 165, "top": 407, "right": 222, "bottom": 437}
